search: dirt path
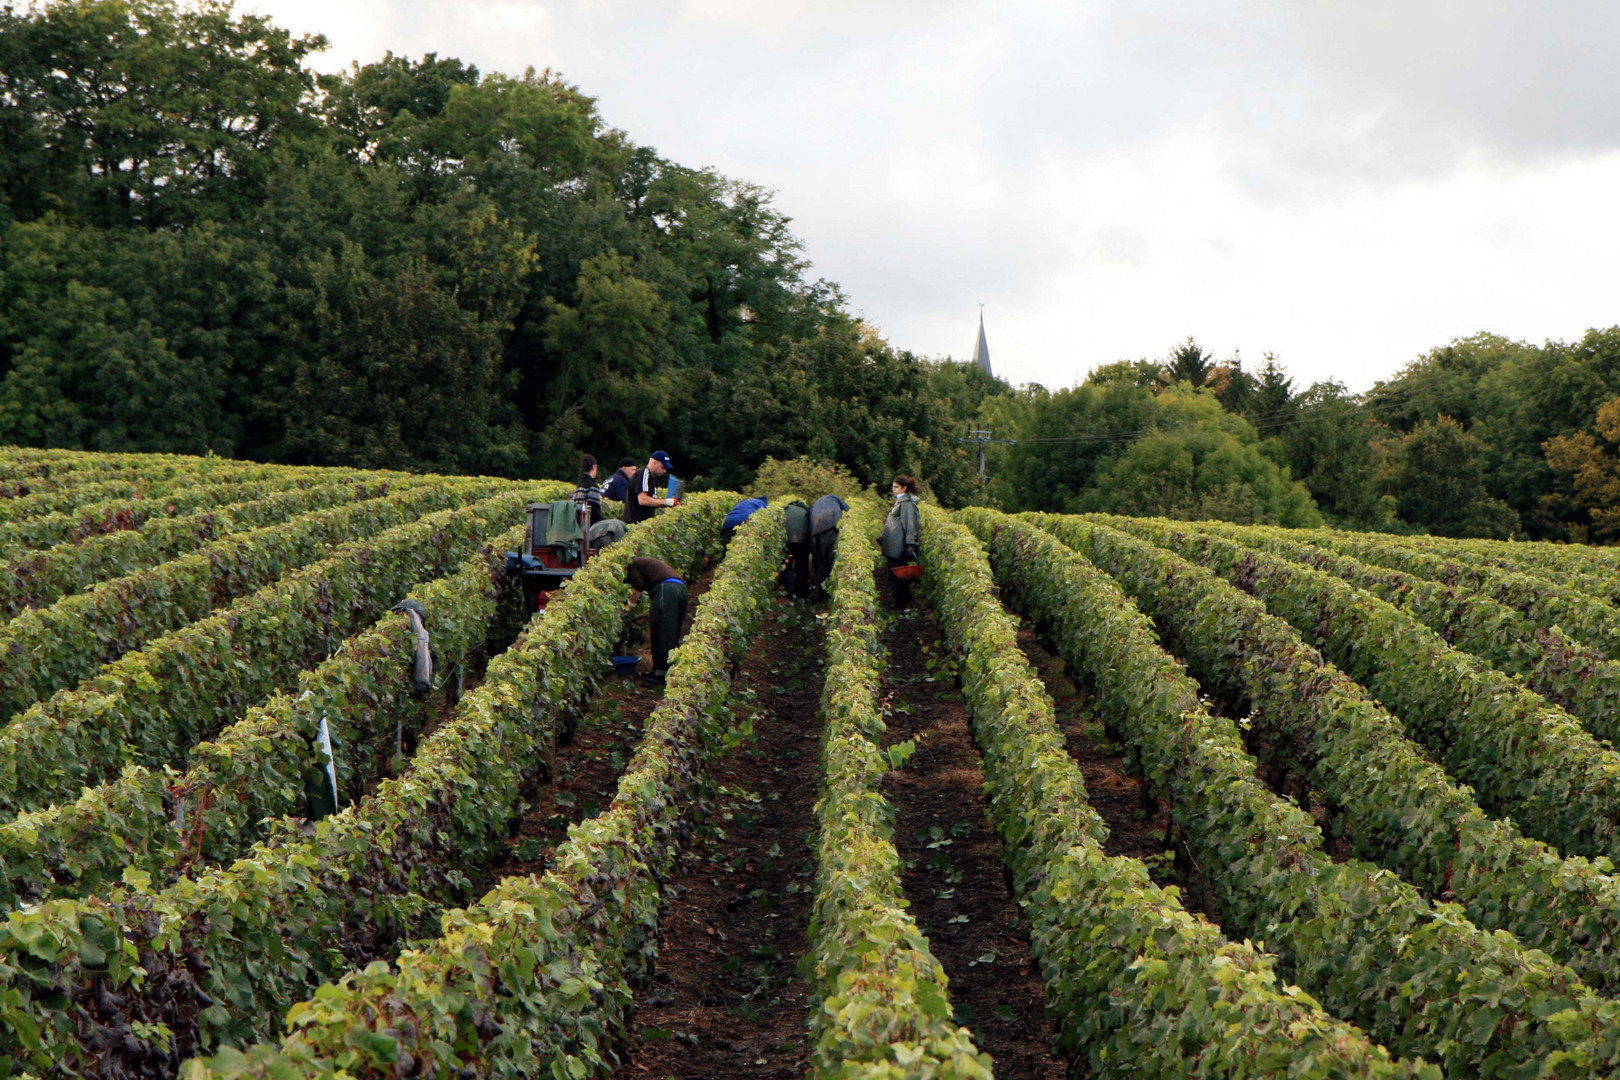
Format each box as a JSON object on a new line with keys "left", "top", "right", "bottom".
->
{"left": 609, "top": 595, "right": 823, "bottom": 1079}
{"left": 878, "top": 587, "right": 1066, "bottom": 1080}
{"left": 496, "top": 571, "right": 715, "bottom": 879}
{"left": 1013, "top": 625, "right": 1178, "bottom": 874}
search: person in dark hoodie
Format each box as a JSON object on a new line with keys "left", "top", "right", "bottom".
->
{"left": 600, "top": 458, "right": 638, "bottom": 503}
{"left": 781, "top": 499, "right": 812, "bottom": 598}
{"left": 808, "top": 493, "right": 849, "bottom": 600}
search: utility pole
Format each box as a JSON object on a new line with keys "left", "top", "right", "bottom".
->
{"left": 967, "top": 428, "right": 992, "bottom": 481}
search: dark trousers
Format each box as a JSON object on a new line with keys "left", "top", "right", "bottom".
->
{"left": 810, "top": 529, "right": 837, "bottom": 594}
{"left": 783, "top": 542, "right": 811, "bottom": 598}
{"left": 649, "top": 580, "right": 689, "bottom": 674}
{"left": 886, "top": 556, "right": 915, "bottom": 606}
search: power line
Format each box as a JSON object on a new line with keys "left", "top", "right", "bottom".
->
{"left": 967, "top": 403, "right": 1327, "bottom": 451}
{"left": 1012, "top": 411, "right": 1320, "bottom": 446}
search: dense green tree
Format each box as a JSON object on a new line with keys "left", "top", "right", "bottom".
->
{"left": 1383, "top": 416, "right": 1520, "bottom": 539}
{"left": 1280, "top": 381, "right": 1393, "bottom": 528}
{"left": 0, "top": 217, "right": 245, "bottom": 451}
{"left": 0, "top": 0, "right": 325, "bottom": 226}
{"left": 1158, "top": 337, "right": 1216, "bottom": 389}
{"left": 1366, "top": 330, "right": 1620, "bottom": 537}
{"left": 0, "top": 278, "right": 220, "bottom": 451}
{"left": 1244, "top": 355, "right": 1295, "bottom": 424}
{"left": 540, "top": 250, "right": 676, "bottom": 464}
{"left": 1365, "top": 333, "right": 1525, "bottom": 432}
{"left": 0, "top": 0, "right": 982, "bottom": 494}
{"left": 270, "top": 257, "right": 526, "bottom": 473}
{"left": 996, "top": 366, "right": 1321, "bottom": 526}
{"left": 1206, "top": 358, "right": 1255, "bottom": 415}
{"left": 993, "top": 378, "right": 1161, "bottom": 512}
{"left": 1078, "top": 387, "right": 1320, "bottom": 526}
{"left": 1476, "top": 328, "right": 1620, "bottom": 537}
{"left": 1543, "top": 397, "right": 1620, "bottom": 543}
{"left": 1084, "top": 358, "right": 1159, "bottom": 389}
{"left": 680, "top": 315, "right": 976, "bottom": 502}
{"left": 924, "top": 358, "right": 1014, "bottom": 432}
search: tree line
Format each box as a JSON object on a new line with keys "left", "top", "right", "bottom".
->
{"left": 959, "top": 331, "right": 1620, "bottom": 541}
{"left": 0, "top": 0, "right": 982, "bottom": 501}
{"left": 3, "top": 0, "right": 1618, "bottom": 541}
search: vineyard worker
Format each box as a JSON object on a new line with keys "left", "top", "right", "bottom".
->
{"left": 808, "top": 493, "right": 849, "bottom": 599}
{"left": 782, "top": 499, "right": 812, "bottom": 598}
{"left": 571, "top": 454, "right": 604, "bottom": 527}
{"left": 882, "top": 474, "right": 923, "bottom": 606}
{"left": 722, "top": 495, "right": 767, "bottom": 545}
{"left": 623, "top": 451, "right": 678, "bottom": 526}
{"left": 600, "top": 458, "right": 638, "bottom": 503}
{"left": 625, "top": 555, "right": 688, "bottom": 683}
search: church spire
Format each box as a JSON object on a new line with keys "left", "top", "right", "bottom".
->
{"left": 971, "top": 309, "right": 992, "bottom": 376}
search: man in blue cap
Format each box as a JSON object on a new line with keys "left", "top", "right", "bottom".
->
{"left": 624, "top": 450, "right": 678, "bottom": 525}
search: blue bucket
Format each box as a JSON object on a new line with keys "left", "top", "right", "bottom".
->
{"left": 610, "top": 655, "right": 640, "bottom": 675}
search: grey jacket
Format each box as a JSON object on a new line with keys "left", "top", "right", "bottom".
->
{"left": 810, "top": 494, "right": 849, "bottom": 537}
{"left": 881, "top": 494, "right": 921, "bottom": 560}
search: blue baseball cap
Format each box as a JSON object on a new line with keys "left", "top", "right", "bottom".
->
{"left": 650, "top": 450, "right": 672, "bottom": 467}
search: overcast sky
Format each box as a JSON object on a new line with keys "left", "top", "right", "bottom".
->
{"left": 252, "top": 0, "right": 1620, "bottom": 392}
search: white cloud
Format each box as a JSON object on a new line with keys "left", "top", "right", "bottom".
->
{"left": 253, "top": 0, "right": 560, "bottom": 73}
{"left": 249, "top": 0, "right": 1620, "bottom": 393}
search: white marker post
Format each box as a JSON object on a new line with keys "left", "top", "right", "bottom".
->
{"left": 316, "top": 715, "right": 340, "bottom": 812}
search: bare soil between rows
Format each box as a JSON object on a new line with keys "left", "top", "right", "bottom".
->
{"left": 877, "top": 578, "right": 1066, "bottom": 1080}
{"left": 520, "top": 566, "right": 1177, "bottom": 1078}
{"left": 494, "top": 570, "right": 716, "bottom": 881}
{"left": 608, "top": 594, "right": 823, "bottom": 1079}
{"left": 1013, "top": 624, "right": 1179, "bottom": 874}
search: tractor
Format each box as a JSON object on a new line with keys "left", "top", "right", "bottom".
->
{"left": 509, "top": 499, "right": 624, "bottom": 615}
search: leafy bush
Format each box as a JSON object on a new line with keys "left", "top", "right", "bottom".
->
{"left": 752, "top": 455, "right": 868, "bottom": 503}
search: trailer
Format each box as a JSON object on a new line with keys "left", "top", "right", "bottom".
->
{"left": 515, "top": 500, "right": 587, "bottom": 615}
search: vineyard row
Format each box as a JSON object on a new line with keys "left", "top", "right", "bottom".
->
{"left": 929, "top": 512, "right": 1421, "bottom": 1078}
{"left": 1042, "top": 514, "right": 1620, "bottom": 989}
{"left": 1116, "top": 515, "right": 1620, "bottom": 864}
{"left": 0, "top": 493, "right": 724, "bottom": 1074}
{"left": 977, "top": 509, "right": 1620, "bottom": 1075}
{"left": 185, "top": 496, "right": 777, "bottom": 1078}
